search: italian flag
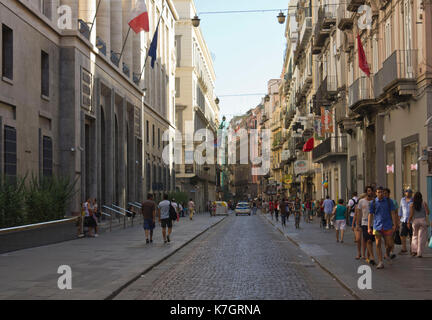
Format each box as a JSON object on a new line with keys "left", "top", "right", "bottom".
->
{"left": 128, "top": 0, "right": 150, "bottom": 33}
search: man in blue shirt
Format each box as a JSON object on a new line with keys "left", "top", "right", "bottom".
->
{"left": 323, "top": 196, "right": 335, "bottom": 230}
{"left": 368, "top": 186, "right": 397, "bottom": 269}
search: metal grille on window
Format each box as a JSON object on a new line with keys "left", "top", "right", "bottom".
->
{"left": 42, "top": 136, "right": 53, "bottom": 177}
{"left": 4, "top": 125, "right": 16, "bottom": 179}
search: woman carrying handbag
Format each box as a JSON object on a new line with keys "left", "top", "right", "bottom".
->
{"left": 408, "top": 192, "right": 430, "bottom": 257}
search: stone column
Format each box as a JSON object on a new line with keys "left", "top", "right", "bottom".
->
{"left": 118, "top": 99, "right": 127, "bottom": 208}
{"left": 110, "top": 0, "right": 123, "bottom": 56}
{"left": 79, "top": 0, "right": 97, "bottom": 43}
{"left": 122, "top": 0, "right": 133, "bottom": 75}
{"left": 60, "top": 0, "right": 78, "bottom": 30}
{"left": 96, "top": 0, "right": 111, "bottom": 55}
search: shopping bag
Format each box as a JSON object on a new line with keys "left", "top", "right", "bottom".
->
{"left": 393, "top": 229, "right": 402, "bottom": 245}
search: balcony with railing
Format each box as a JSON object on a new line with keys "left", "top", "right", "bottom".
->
{"left": 337, "top": 3, "right": 353, "bottom": 30}
{"left": 313, "top": 75, "right": 337, "bottom": 114}
{"left": 312, "top": 136, "right": 347, "bottom": 163}
{"left": 96, "top": 36, "right": 106, "bottom": 56}
{"left": 347, "top": 0, "right": 366, "bottom": 12}
{"left": 312, "top": 5, "right": 336, "bottom": 54}
{"left": 298, "top": 16, "right": 312, "bottom": 52}
{"left": 373, "top": 50, "right": 418, "bottom": 99}
{"left": 348, "top": 76, "right": 374, "bottom": 110}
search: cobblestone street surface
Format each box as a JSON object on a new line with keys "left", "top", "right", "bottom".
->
{"left": 263, "top": 213, "right": 432, "bottom": 300}
{"left": 116, "top": 213, "right": 353, "bottom": 300}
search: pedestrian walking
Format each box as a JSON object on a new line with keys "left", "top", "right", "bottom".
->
{"left": 274, "top": 197, "right": 279, "bottom": 222}
{"left": 368, "top": 186, "right": 397, "bottom": 269}
{"left": 347, "top": 192, "right": 359, "bottom": 227}
{"left": 323, "top": 196, "right": 334, "bottom": 230}
{"left": 384, "top": 188, "right": 399, "bottom": 258}
{"left": 332, "top": 199, "right": 347, "bottom": 243}
{"left": 83, "top": 198, "right": 96, "bottom": 237}
{"left": 188, "top": 198, "right": 195, "bottom": 220}
{"left": 294, "top": 198, "right": 302, "bottom": 229}
{"left": 399, "top": 188, "right": 414, "bottom": 254}
{"left": 280, "top": 198, "right": 287, "bottom": 227}
{"left": 92, "top": 198, "right": 99, "bottom": 237}
{"left": 352, "top": 194, "right": 366, "bottom": 260}
{"left": 142, "top": 193, "right": 156, "bottom": 244}
{"left": 356, "top": 186, "right": 376, "bottom": 265}
{"left": 252, "top": 202, "right": 258, "bottom": 215}
{"left": 269, "top": 199, "right": 274, "bottom": 220}
{"left": 158, "top": 194, "right": 173, "bottom": 244}
{"left": 408, "top": 192, "right": 430, "bottom": 258}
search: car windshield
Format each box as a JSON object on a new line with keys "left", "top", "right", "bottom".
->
{"left": 237, "top": 203, "right": 248, "bottom": 208}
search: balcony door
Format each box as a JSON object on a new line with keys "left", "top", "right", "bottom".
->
{"left": 403, "top": 0, "right": 413, "bottom": 78}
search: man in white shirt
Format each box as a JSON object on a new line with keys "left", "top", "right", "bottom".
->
{"left": 356, "top": 186, "right": 376, "bottom": 266}
{"left": 158, "top": 194, "right": 173, "bottom": 244}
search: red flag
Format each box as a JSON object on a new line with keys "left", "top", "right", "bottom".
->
{"left": 128, "top": 0, "right": 150, "bottom": 33}
{"left": 357, "top": 34, "right": 370, "bottom": 77}
{"left": 303, "top": 137, "right": 315, "bottom": 152}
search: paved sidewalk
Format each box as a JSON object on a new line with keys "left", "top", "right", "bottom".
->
{"left": 262, "top": 213, "right": 432, "bottom": 300}
{"left": 0, "top": 213, "right": 226, "bottom": 300}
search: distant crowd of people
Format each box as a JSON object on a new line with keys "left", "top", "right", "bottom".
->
{"left": 262, "top": 186, "right": 431, "bottom": 269}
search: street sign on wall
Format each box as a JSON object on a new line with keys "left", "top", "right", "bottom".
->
{"left": 294, "top": 160, "right": 308, "bottom": 175}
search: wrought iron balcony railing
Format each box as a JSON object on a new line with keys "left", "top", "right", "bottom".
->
{"left": 312, "top": 136, "right": 347, "bottom": 162}
{"left": 373, "top": 49, "right": 417, "bottom": 98}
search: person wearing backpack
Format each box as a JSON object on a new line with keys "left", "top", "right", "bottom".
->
{"left": 368, "top": 187, "right": 397, "bottom": 269}
{"left": 158, "top": 194, "right": 174, "bottom": 244}
{"left": 347, "top": 192, "right": 359, "bottom": 227}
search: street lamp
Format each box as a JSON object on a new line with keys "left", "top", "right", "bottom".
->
{"left": 191, "top": 9, "right": 288, "bottom": 28}
{"left": 277, "top": 11, "right": 286, "bottom": 24}
{"left": 192, "top": 15, "right": 201, "bottom": 27}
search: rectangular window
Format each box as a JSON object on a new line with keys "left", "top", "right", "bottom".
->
{"left": 152, "top": 124, "right": 155, "bottom": 146}
{"left": 41, "top": 51, "right": 49, "bottom": 97}
{"left": 385, "top": 142, "right": 396, "bottom": 197}
{"left": 350, "top": 157, "right": 357, "bottom": 195}
{"left": 385, "top": 18, "right": 392, "bottom": 59}
{"left": 402, "top": 140, "right": 419, "bottom": 193}
{"left": 4, "top": 125, "right": 16, "bottom": 179}
{"left": 146, "top": 120, "right": 149, "bottom": 144}
{"left": 158, "top": 128, "right": 160, "bottom": 149}
{"left": 2, "top": 24, "right": 13, "bottom": 80}
{"left": 43, "top": 136, "right": 53, "bottom": 177}
{"left": 175, "top": 77, "right": 180, "bottom": 98}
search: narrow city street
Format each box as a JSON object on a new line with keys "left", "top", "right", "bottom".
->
{"left": 114, "top": 213, "right": 353, "bottom": 300}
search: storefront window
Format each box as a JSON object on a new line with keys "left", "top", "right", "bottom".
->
{"left": 386, "top": 143, "right": 395, "bottom": 197}
{"left": 402, "top": 142, "right": 418, "bottom": 193}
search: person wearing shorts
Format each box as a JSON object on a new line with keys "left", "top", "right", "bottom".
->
{"left": 399, "top": 188, "right": 413, "bottom": 254}
{"left": 158, "top": 194, "right": 173, "bottom": 244}
{"left": 357, "top": 186, "right": 376, "bottom": 265}
{"left": 323, "top": 196, "right": 334, "bottom": 229}
{"left": 368, "top": 187, "right": 397, "bottom": 269}
{"left": 142, "top": 193, "right": 156, "bottom": 244}
{"left": 332, "top": 199, "right": 347, "bottom": 243}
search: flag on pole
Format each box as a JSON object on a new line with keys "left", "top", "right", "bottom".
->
{"left": 302, "top": 137, "right": 315, "bottom": 152}
{"left": 148, "top": 25, "right": 159, "bottom": 69}
{"left": 128, "top": 0, "right": 150, "bottom": 33}
{"left": 357, "top": 33, "right": 370, "bottom": 77}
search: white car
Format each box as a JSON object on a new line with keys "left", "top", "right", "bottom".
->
{"left": 235, "top": 202, "right": 251, "bottom": 216}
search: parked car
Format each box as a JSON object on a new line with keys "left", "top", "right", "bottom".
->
{"left": 235, "top": 202, "right": 251, "bottom": 216}
{"left": 213, "top": 201, "right": 229, "bottom": 216}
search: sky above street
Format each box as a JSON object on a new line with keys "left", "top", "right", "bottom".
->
{"left": 195, "top": 0, "right": 289, "bottom": 121}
